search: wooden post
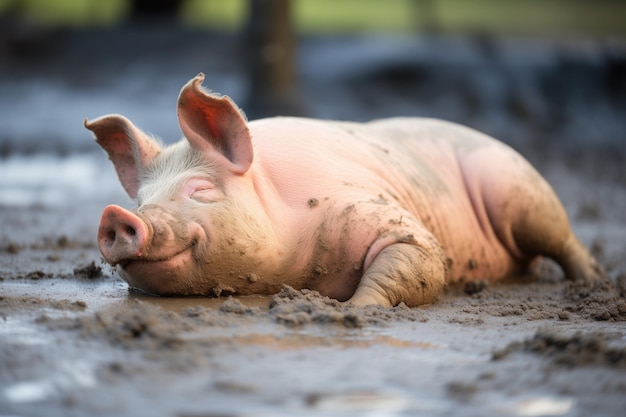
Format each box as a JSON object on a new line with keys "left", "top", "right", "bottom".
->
{"left": 243, "top": 0, "right": 304, "bottom": 119}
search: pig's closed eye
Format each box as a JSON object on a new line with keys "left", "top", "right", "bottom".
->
{"left": 190, "top": 187, "right": 215, "bottom": 201}
{"left": 183, "top": 179, "right": 217, "bottom": 202}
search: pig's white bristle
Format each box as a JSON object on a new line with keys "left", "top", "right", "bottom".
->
{"left": 136, "top": 141, "right": 218, "bottom": 205}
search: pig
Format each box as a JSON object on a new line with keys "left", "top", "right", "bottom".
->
{"left": 85, "top": 73, "right": 604, "bottom": 307}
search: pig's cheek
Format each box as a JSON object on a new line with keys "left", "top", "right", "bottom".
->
{"left": 118, "top": 248, "right": 196, "bottom": 293}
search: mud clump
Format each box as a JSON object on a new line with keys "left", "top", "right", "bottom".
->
{"left": 218, "top": 297, "right": 257, "bottom": 315}
{"left": 73, "top": 261, "right": 103, "bottom": 279}
{"left": 494, "top": 328, "right": 626, "bottom": 368}
{"left": 3, "top": 241, "right": 23, "bottom": 254}
{"left": 25, "top": 270, "right": 53, "bottom": 280}
{"left": 464, "top": 280, "right": 488, "bottom": 295}
{"left": 563, "top": 277, "right": 611, "bottom": 302}
{"left": 268, "top": 286, "right": 428, "bottom": 327}
{"left": 564, "top": 278, "right": 626, "bottom": 321}
{"left": 61, "top": 300, "right": 194, "bottom": 350}
{"left": 592, "top": 299, "right": 626, "bottom": 321}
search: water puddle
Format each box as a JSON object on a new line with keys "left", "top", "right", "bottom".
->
{"left": 3, "top": 359, "right": 97, "bottom": 403}
{"left": 489, "top": 395, "right": 576, "bottom": 417}
{"left": 307, "top": 390, "right": 415, "bottom": 414}
{"left": 187, "top": 332, "right": 439, "bottom": 352}
{"left": 0, "top": 316, "right": 50, "bottom": 346}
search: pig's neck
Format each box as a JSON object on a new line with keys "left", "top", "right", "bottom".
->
{"left": 248, "top": 159, "right": 317, "bottom": 271}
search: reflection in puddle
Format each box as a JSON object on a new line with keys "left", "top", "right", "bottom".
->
{"left": 491, "top": 396, "right": 576, "bottom": 417}
{"left": 185, "top": 331, "right": 439, "bottom": 352}
{"left": 514, "top": 397, "right": 575, "bottom": 416}
{"left": 0, "top": 317, "right": 50, "bottom": 346}
{"left": 3, "top": 360, "right": 97, "bottom": 403}
{"left": 307, "top": 390, "right": 414, "bottom": 413}
{"left": 4, "top": 380, "right": 55, "bottom": 403}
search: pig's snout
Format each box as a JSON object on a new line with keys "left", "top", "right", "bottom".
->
{"left": 98, "top": 205, "right": 150, "bottom": 265}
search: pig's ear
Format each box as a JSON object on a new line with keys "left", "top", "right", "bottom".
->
{"left": 177, "top": 73, "right": 253, "bottom": 174}
{"left": 84, "top": 115, "right": 161, "bottom": 199}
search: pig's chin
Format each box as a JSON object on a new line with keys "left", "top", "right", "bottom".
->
{"left": 116, "top": 246, "right": 197, "bottom": 295}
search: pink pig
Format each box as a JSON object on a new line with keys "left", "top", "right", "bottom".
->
{"left": 85, "top": 73, "right": 603, "bottom": 307}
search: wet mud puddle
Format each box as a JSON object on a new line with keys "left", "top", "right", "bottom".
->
{"left": 3, "top": 278, "right": 624, "bottom": 417}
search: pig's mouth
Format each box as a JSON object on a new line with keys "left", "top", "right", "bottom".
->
{"left": 115, "top": 239, "right": 198, "bottom": 270}
{"left": 114, "top": 244, "right": 199, "bottom": 295}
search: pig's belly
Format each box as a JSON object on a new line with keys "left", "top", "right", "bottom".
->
{"left": 409, "top": 178, "right": 520, "bottom": 283}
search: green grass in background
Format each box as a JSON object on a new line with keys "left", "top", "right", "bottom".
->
{"left": 0, "top": 0, "right": 128, "bottom": 26}
{"left": 435, "top": 0, "right": 626, "bottom": 37}
{"left": 181, "top": 0, "right": 247, "bottom": 30}
{"left": 1, "top": 0, "right": 626, "bottom": 37}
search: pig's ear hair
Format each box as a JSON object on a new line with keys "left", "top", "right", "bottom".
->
{"left": 84, "top": 115, "right": 161, "bottom": 199}
{"left": 177, "top": 73, "right": 253, "bottom": 174}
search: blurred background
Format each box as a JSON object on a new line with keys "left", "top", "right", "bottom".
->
{"left": 0, "top": 0, "right": 625, "bottom": 206}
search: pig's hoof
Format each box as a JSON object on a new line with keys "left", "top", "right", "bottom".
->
{"left": 561, "top": 238, "right": 606, "bottom": 284}
{"left": 568, "top": 257, "right": 606, "bottom": 284}
{"left": 346, "top": 291, "right": 392, "bottom": 308}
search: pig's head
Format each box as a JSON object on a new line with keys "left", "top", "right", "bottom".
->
{"left": 85, "top": 73, "right": 278, "bottom": 296}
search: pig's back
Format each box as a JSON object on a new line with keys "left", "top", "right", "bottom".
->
{"left": 250, "top": 117, "right": 519, "bottom": 282}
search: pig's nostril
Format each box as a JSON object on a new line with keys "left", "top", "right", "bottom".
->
{"left": 99, "top": 206, "right": 147, "bottom": 265}
{"left": 105, "top": 226, "right": 135, "bottom": 243}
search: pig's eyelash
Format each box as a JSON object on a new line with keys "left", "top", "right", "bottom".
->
{"left": 189, "top": 186, "right": 217, "bottom": 202}
{"left": 190, "top": 187, "right": 211, "bottom": 196}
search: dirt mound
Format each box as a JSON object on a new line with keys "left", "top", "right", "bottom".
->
{"left": 564, "top": 278, "right": 626, "bottom": 321}
{"left": 53, "top": 300, "right": 194, "bottom": 350}
{"left": 494, "top": 328, "right": 626, "bottom": 368}
{"left": 441, "top": 265, "right": 626, "bottom": 323}
{"left": 268, "top": 286, "right": 428, "bottom": 327}
{"left": 41, "top": 286, "right": 429, "bottom": 353}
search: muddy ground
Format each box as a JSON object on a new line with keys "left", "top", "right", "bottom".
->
{"left": 1, "top": 150, "right": 625, "bottom": 417}
{"left": 2, "top": 29, "right": 626, "bottom": 417}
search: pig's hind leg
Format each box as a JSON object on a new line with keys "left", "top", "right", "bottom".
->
{"left": 348, "top": 230, "right": 448, "bottom": 307}
{"left": 462, "top": 145, "right": 605, "bottom": 284}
